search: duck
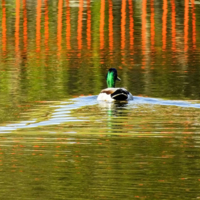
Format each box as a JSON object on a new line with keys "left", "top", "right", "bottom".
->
{"left": 97, "top": 68, "right": 133, "bottom": 102}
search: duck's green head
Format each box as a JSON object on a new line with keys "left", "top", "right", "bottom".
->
{"left": 106, "top": 68, "right": 121, "bottom": 88}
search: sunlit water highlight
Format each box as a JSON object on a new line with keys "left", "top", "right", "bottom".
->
{"left": 1, "top": 96, "right": 200, "bottom": 135}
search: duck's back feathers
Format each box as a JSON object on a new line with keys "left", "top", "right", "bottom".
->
{"left": 100, "top": 88, "right": 116, "bottom": 95}
{"left": 111, "top": 88, "right": 129, "bottom": 101}
{"left": 97, "top": 88, "right": 133, "bottom": 102}
{"left": 97, "top": 88, "right": 116, "bottom": 101}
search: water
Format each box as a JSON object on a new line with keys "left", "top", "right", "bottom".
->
{"left": 1, "top": 0, "right": 200, "bottom": 199}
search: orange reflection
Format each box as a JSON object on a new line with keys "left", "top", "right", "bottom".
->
{"left": 121, "top": 0, "right": 126, "bottom": 51}
{"left": 128, "top": 0, "right": 134, "bottom": 51}
{"left": 141, "top": 0, "right": 147, "bottom": 60}
{"left": 23, "top": 0, "right": 27, "bottom": 54}
{"left": 2, "top": 0, "right": 6, "bottom": 54}
{"left": 191, "top": 0, "right": 196, "bottom": 50}
{"left": 15, "top": 0, "right": 20, "bottom": 53}
{"left": 77, "top": 0, "right": 83, "bottom": 50}
{"left": 184, "top": 0, "right": 189, "bottom": 52}
{"left": 57, "top": 0, "right": 63, "bottom": 55}
{"left": 66, "top": 0, "right": 71, "bottom": 50}
{"left": 87, "top": 0, "right": 91, "bottom": 49}
{"left": 44, "top": 0, "right": 49, "bottom": 52}
{"left": 171, "top": 0, "right": 176, "bottom": 52}
{"left": 162, "top": 0, "right": 167, "bottom": 51}
{"left": 150, "top": 0, "right": 155, "bottom": 52}
{"left": 36, "top": 0, "right": 42, "bottom": 52}
{"left": 100, "top": 0, "right": 105, "bottom": 50}
{"left": 108, "top": 0, "right": 113, "bottom": 58}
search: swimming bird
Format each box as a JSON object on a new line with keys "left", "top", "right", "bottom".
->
{"left": 97, "top": 68, "right": 133, "bottom": 102}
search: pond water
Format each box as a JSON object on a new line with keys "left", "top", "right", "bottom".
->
{"left": 1, "top": 0, "right": 200, "bottom": 199}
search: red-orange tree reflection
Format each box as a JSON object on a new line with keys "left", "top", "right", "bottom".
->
{"left": 162, "top": 0, "right": 167, "bottom": 51}
{"left": 184, "top": 0, "right": 189, "bottom": 52}
{"left": 2, "top": 0, "right": 7, "bottom": 54}
{"left": 36, "top": 0, "right": 42, "bottom": 52}
{"left": 57, "top": 0, "right": 63, "bottom": 55}
{"left": 23, "top": 0, "right": 28, "bottom": 55}
{"left": 15, "top": 0, "right": 20, "bottom": 53}
{"left": 171, "top": 0, "right": 176, "bottom": 52}
{"left": 44, "top": 0, "right": 49, "bottom": 52}
{"left": 191, "top": 0, "right": 196, "bottom": 50}
{"left": 87, "top": 0, "right": 91, "bottom": 50}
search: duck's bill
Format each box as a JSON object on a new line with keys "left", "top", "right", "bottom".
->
{"left": 117, "top": 77, "right": 121, "bottom": 81}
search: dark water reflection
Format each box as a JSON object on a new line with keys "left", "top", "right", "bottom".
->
{"left": 1, "top": 0, "right": 200, "bottom": 199}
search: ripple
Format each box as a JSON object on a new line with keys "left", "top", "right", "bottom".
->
{"left": 0, "top": 96, "right": 200, "bottom": 134}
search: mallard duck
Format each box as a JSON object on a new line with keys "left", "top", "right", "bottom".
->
{"left": 97, "top": 68, "right": 133, "bottom": 102}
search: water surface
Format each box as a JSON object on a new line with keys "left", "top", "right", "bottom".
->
{"left": 1, "top": 0, "right": 200, "bottom": 199}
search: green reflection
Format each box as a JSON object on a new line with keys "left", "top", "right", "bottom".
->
{"left": 0, "top": 1, "right": 200, "bottom": 199}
